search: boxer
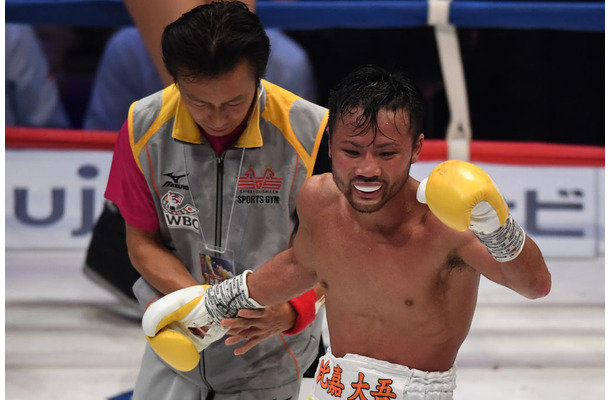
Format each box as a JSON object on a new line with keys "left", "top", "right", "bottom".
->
{"left": 143, "top": 64, "right": 551, "bottom": 399}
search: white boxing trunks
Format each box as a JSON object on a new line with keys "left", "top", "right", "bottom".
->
{"left": 308, "top": 348, "right": 456, "bottom": 400}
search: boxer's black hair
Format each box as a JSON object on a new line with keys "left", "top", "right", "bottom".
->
{"left": 328, "top": 64, "right": 425, "bottom": 145}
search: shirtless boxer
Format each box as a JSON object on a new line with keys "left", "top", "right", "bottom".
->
{"left": 143, "top": 64, "right": 551, "bottom": 399}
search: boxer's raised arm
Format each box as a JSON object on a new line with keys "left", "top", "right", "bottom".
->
{"left": 418, "top": 160, "right": 551, "bottom": 299}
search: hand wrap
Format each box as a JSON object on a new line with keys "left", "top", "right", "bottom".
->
{"left": 204, "top": 270, "right": 264, "bottom": 323}
{"left": 471, "top": 213, "right": 526, "bottom": 262}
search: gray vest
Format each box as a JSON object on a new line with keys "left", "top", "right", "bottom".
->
{"left": 130, "top": 81, "right": 328, "bottom": 391}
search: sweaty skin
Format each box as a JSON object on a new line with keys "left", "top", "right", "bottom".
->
{"left": 294, "top": 173, "right": 480, "bottom": 372}
{"left": 244, "top": 108, "right": 550, "bottom": 372}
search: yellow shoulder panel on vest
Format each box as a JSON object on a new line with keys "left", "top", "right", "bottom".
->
{"left": 129, "top": 85, "right": 181, "bottom": 170}
{"left": 261, "top": 80, "right": 328, "bottom": 176}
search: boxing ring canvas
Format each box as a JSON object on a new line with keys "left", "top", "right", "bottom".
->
{"left": 4, "top": 0, "right": 605, "bottom": 398}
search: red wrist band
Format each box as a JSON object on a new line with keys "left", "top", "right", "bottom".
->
{"left": 283, "top": 289, "right": 317, "bottom": 335}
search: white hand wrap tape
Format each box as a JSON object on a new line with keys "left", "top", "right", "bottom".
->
{"left": 204, "top": 270, "right": 264, "bottom": 323}
{"left": 471, "top": 214, "right": 526, "bottom": 262}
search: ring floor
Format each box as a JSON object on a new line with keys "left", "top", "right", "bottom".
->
{"left": 5, "top": 249, "right": 604, "bottom": 400}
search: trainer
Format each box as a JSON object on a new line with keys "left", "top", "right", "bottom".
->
{"left": 105, "top": 2, "right": 328, "bottom": 399}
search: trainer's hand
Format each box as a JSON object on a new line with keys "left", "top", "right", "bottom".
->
{"left": 221, "top": 302, "right": 297, "bottom": 355}
{"left": 142, "top": 285, "right": 228, "bottom": 372}
{"left": 417, "top": 160, "right": 525, "bottom": 261}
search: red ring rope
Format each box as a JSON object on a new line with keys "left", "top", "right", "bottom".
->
{"left": 5, "top": 126, "right": 604, "bottom": 167}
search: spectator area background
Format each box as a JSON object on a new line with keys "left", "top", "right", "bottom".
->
{"left": 8, "top": 0, "right": 604, "bottom": 147}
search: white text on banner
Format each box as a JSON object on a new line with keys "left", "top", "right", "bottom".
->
{"left": 6, "top": 150, "right": 112, "bottom": 249}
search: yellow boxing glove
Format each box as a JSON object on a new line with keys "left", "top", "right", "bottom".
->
{"left": 142, "top": 285, "right": 228, "bottom": 372}
{"left": 417, "top": 160, "right": 525, "bottom": 262}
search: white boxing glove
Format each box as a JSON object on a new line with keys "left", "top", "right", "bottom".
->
{"left": 142, "top": 285, "right": 228, "bottom": 372}
{"left": 417, "top": 159, "right": 525, "bottom": 262}
{"left": 142, "top": 271, "right": 264, "bottom": 372}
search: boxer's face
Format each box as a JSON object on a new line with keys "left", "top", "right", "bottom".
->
{"left": 330, "top": 107, "right": 422, "bottom": 213}
{"left": 178, "top": 59, "right": 258, "bottom": 138}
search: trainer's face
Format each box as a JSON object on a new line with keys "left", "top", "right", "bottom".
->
{"left": 330, "top": 108, "right": 423, "bottom": 213}
{"left": 178, "top": 59, "right": 258, "bottom": 137}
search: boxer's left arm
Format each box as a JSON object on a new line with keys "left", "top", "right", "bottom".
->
{"left": 418, "top": 160, "right": 551, "bottom": 299}
{"left": 458, "top": 230, "right": 550, "bottom": 299}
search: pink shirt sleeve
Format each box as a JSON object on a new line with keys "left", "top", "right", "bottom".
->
{"left": 105, "top": 121, "right": 160, "bottom": 231}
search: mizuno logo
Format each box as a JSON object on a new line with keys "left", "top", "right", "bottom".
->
{"left": 164, "top": 172, "right": 189, "bottom": 183}
{"left": 163, "top": 181, "right": 189, "bottom": 190}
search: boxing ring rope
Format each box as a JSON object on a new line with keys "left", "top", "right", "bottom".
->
{"left": 5, "top": 0, "right": 604, "bottom": 31}
{"left": 5, "top": 126, "right": 604, "bottom": 166}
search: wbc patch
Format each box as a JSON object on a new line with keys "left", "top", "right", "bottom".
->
{"left": 161, "top": 190, "right": 200, "bottom": 232}
{"left": 235, "top": 166, "right": 283, "bottom": 205}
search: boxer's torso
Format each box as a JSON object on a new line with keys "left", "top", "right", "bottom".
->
{"left": 305, "top": 173, "right": 481, "bottom": 372}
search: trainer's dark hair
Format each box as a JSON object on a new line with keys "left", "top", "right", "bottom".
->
{"left": 162, "top": 1, "right": 270, "bottom": 82}
{"left": 328, "top": 64, "right": 425, "bottom": 144}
